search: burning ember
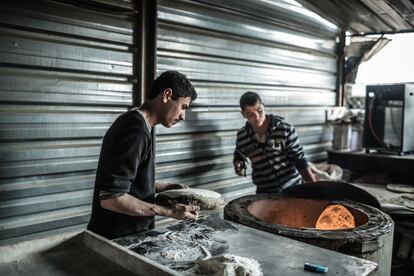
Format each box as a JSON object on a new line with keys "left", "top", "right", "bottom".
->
{"left": 315, "top": 204, "right": 356, "bottom": 230}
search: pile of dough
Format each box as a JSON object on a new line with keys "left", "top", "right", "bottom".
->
{"left": 309, "top": 163, "right": 343, "bottom": 180}
{"left": 195, "top": 254, "right": 263, "bottom": 276}
{"left": 155, "top": 188, "right": 225, "bottom": 210}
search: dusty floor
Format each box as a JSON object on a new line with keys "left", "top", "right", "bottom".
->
{"left": 0, "top": 244, "right": 136, "bottom": 276}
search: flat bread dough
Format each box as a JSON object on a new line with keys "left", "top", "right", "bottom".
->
{"left": 402, "top": 199, "right": 414, "bottom": 210}
{"left": 402, "top": 193, "right": 414, "bottom": 200}
{"left": 315, "top": 204, "right": 356, "bottom": 230}
{"left": 155, "top": 188, "right": 225, "bottom": 210}
{"left": 401, "top": 194, "right": 414, "bottom": 209}
{"left": 386, "top": 184, "right": 414, "bottom": 193}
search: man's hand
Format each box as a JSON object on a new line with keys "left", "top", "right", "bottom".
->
{"left": 234, "top": 160, "right": 246, "bottom": 176}
{"left": 155, "top": 182, "right": 189, "bottom": 193}
{"left": 169, "top": 204, "right": 199, "bottom": 220}
{"left": 166, "top": 183, "right": 189, "bottom": 190}
{"left": 300, "top": 167, "right": 318, "bottom": 183}
{"left": 100, "top": 193, "right": 199, "bottom": 220}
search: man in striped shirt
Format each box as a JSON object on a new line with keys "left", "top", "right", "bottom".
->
{"left": 234, "top": 91, "right": 316, "bottom": 193}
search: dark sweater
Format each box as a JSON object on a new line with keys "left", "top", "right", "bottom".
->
{"left": 87, "top": 109, "right": 155, "bottom": 239}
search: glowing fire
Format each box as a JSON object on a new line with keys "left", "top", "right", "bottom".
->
{"left": 315, "top": 204, "right": 356, "bottom": 230}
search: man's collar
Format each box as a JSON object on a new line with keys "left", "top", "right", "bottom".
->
{"left": 245, "top": 114, "right": 284, "bottom": 134}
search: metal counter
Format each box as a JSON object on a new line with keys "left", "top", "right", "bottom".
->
{"left": 115, "top": 214, "right": 378, "bottom": 276}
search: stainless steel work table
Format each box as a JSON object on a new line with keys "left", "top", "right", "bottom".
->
{"left": 115, "top": 214, "right": 378, "bottom": 276}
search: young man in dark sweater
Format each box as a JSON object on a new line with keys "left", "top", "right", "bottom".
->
{"left": 233, "top": 91, "right": 316, "bottom": 194}
{"left": 88, "top": 71, "right": 199, "bottom": 239}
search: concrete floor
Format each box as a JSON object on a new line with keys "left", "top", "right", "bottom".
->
{"left": 0, "top": 244, "right": 136, "bottom": 276}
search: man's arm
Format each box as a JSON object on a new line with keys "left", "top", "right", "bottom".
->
{"left": 100, "top": 193, "right": 199, "bottom": 220}
{"left": 299, "top": 167, "right": 317, "bottom": 183}
{"left": 233, "top": 129, "right": 248, "bottom": 177}
{"left": 155, "top": 181, "right": 189, "bottom": 193}
{"left": 284, "top": 123, "right": 316, "bottom": 183}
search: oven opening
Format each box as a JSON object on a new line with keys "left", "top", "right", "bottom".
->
{"left": 247, "top": 198, "right": 368, "bottom": 230}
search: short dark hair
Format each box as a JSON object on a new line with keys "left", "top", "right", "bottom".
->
{"left": 240, "top": 91, "right": 262, "bottom": 110}
{"left": 148, "top": 71, "right": 197, "bottom": 101}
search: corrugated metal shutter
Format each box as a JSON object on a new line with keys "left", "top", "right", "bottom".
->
{"left": 0, "top": 0, "right": 136, "bottom": 241}
{"left": 155, "top": 0, "right": 338, "bottom": 201}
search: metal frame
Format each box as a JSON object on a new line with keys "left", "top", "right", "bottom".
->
{"left": 135, "top": 0, "right": 157, "bottom": 106}
{"left": 336, "top": 30, "right": 346, "bottom": 106}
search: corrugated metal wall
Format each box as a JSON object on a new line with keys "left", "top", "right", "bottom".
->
{"left": 0, "top": 0, "right": 340, "bottom": 241}
{"left": 155, "top": 0, "right": 338, "bottom": 201}
{"left": 0, "top": 0, "right": 136, "bottom": 241}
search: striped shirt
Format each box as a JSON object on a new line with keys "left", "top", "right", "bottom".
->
{"left": 234, "top": 114, "right": 309, "bottom": 193}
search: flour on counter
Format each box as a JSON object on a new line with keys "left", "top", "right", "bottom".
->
{"left": 114, "top": 217, "right": 234, "bottom": 271}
